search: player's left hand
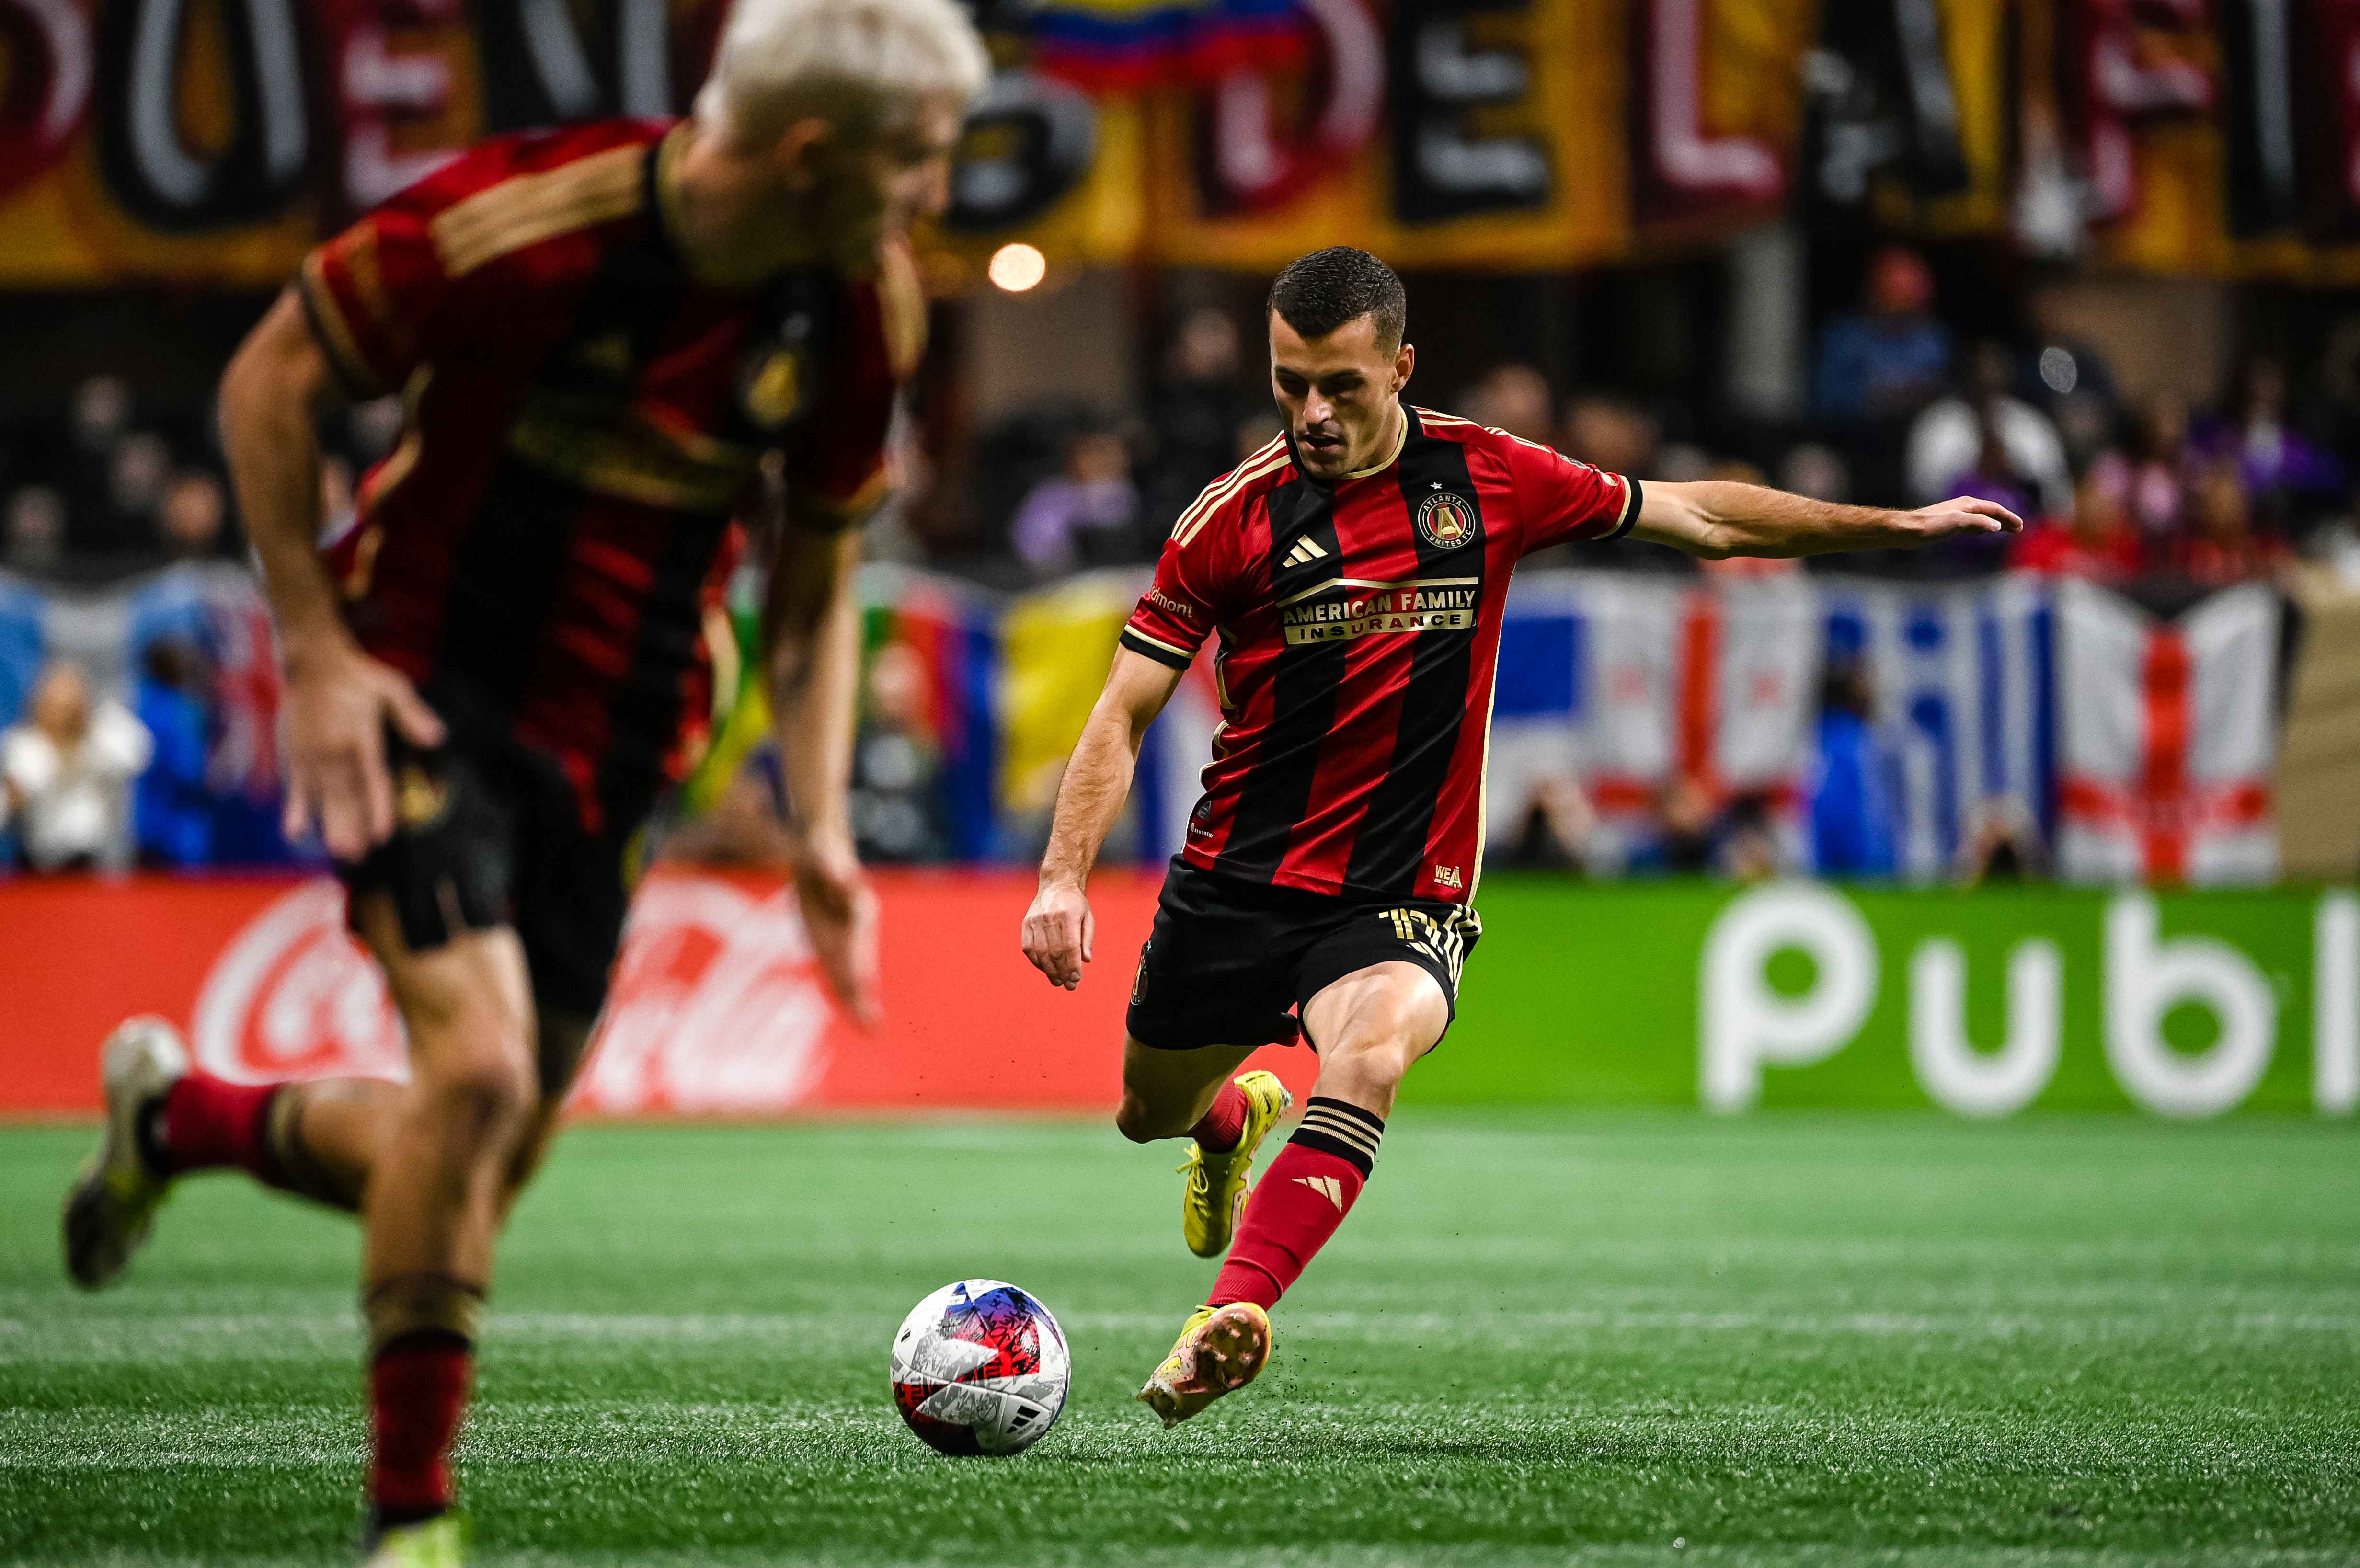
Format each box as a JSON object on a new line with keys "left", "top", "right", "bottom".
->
{"left": 793, "top": 835, "right": 880, "bottom": 1029}
{"left": 1903, "top": 495, "right": 2024, "bottom": 543}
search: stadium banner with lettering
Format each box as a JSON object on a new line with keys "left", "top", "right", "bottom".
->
{"left": 1427, "top": 877, "right": 2358, "bottom": 1118}
{"left": 12, "top": 0, "right": 2360, "bottom": 281}
{"left": 1, "top": 870, "right": 2351, "bottom": 1118}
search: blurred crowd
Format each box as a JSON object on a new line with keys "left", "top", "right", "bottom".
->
{"left": 932, "top": 249, "right": 2360, "bottom": 597}
{"left": 6, "top": 259, "right": 2354, "bottom": 881}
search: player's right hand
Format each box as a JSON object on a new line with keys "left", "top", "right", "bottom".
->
{"left": 1020, "top": 880, "right": 1095, "bottom": 990}
{"left": 280, "top": 637, "right": 445, "bottom": 862}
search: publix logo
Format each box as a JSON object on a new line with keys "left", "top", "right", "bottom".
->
{"left": 1698, "top": 882, "right": 2359, "bottom": 1117}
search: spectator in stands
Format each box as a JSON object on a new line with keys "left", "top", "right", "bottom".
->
{"left": 2013, "top": 451, "right": 2144, "bottom": 580}
{"left": 1560, "top": 395, "right": 1657, "bottom": 473}
{"left": 1812, "top": 246, "right": 1952, "bottom": 426}
{"left": 1958, "top": 795, "right": 2045, "bottom": 883}
{"left": 1503, "top": 772, "right": 1598, "bottom": 870}
{"left": 2195, "top": 355, "right": 2346, "bottom": 529}
{"left": 95, "top": 432, "right": 172, "bottom": 556}
{"left": 1140, "top": 307, "right": 1264, "bottom": 537}
{"left": 158, "top": 470, "right": 229, "bottom": 561}
{"left": 1628, "top": 775, "right": 1719, "bottom": 875}
{"left": 0, "top": 661, "right": 151, "bottom": 872}
{"left": 1779, "top": 443, "right": 1851, "bottom": 503}
{"left": 60, "top": 375, "right": 132, "bottom": 538}
{"left": 134, "top": 638, "right": 214, "bottom": 867}
{"left": 5, "top": 486, "right": 66, "bottom": 573}
{"left": 2128, "top": 390, "right": 2191, "bottom": 544}
{"left": 2174, "top": 456, "right": 2289, "bottom": 586}
{"left": 1010, "top": 426, "right": 1141, "bottom": 576}
{"left": 1906, "top": 342, "right": 2070, "bottom": 515}
{"left": 1810, "top": 658, "right": 1897, "bottom": 877}
{"left": 1460, "top": 363, "right": 1554, "bottom": 444}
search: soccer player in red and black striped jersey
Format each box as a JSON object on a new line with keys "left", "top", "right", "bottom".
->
{"left": 1020, "top": 247, "right": 2021, "bottom": 1427}
{"left": 59, "top": 0, "right": 987, "bottom": 1557}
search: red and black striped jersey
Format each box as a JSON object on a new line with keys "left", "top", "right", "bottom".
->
{"left": 298, "top": 117, "right": 922, "bottom": 836}
{"left": 1120, "top": 405, "right": 1639, "bottom": 904}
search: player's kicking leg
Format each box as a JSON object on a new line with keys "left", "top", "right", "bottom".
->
{"left": 1138, "top": 960, "right": 1444, "bottom": 1427}
{"left": 1115, "top": 1041, "right": 1293, "bottom": 1258}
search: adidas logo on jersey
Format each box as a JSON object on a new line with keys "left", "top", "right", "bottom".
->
{"left": 1294, "top": 1175, "right": 1344, "bottom": 1210}
{"left": 1281, "top": 537, "right": 1329, "bottom": 568}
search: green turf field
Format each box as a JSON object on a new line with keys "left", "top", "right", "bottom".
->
{"left": 1, "top": 1113, "right": 2355, "bottom": 1566}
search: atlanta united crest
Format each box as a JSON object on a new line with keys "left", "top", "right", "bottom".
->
{"left": 1417, "top": 492, "right": 1478, "bottom": 549}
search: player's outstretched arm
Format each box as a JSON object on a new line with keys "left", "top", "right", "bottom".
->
{"left": 220, "top": 287, "right": 445, "bottom": 862}
{"left": 1020, "top": 650, "right": 1183, "bottom": 990}
{"left": 766, "top": 519, "right": 880, "bottom": 1027}
{"left": 1631, "top": 480, "right": 2022, "bottom": 561}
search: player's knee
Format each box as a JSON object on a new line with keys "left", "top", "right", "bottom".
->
{"left": 421, "top": 1042, "right": 536, "bottom": 1149}
{"left": 1113, "top": 1093, "right": 1167, "bottom": 1143}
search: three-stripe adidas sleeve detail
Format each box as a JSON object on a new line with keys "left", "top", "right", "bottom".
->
{"left": 1289, "top": 1096, "right": 1385, "bottom": 1177}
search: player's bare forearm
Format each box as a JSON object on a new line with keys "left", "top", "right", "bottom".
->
{"left": 1023, "top": 650, "right": 1181, "bottom": 990}
{"left": 763, "top": 522, "right": 864, "bottom": 853}
{"left": 1038, "top": 651, "right": 1183, "bottom": 892}
{"left": 220, "top": 288, "right": 353, "bottom": 665}
{"left": 223, "top": 286, "right": 444, "bottom": 857}
{"left": 763, "top": 519, "right": 880, "bottom": 1022}
{"left": 1633, "top": 480, "right": 2022, "bottom": 560}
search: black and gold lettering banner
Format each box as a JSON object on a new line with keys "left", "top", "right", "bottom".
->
{"left": 10, "top": 0, "right": 2360, "bottom": 283}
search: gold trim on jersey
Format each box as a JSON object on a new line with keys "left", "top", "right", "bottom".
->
{"left": 1123, "top": 627, "right": 1194, "bottom": 662}
{"left": 298, "top": 250, "right": 385, "bottom": 397}
{"left": 877, "top": 236, "right": 928, "bottom": 380}
{"left": 1274, "top": 574, "right": 1478, "bottom": 610}
{"left": 506, "top": 390, "right": 762, "bottom": 511}
{"left": 431, "top": 142, "right": 647, "bottom": 278}
{"left": 1171, "top": 438, "right": 1290, "bottom": 547}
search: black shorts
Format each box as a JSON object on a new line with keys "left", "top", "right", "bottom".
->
{"left": 337, "top": 721, "right": 633, "bottom": 1071}
{"left": 1124, "top": 861, "right": 1480, "bottom": 1052}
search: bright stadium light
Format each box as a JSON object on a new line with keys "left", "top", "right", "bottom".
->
{"left": 988, "top": 243, "right": 1046, "bottom": 293}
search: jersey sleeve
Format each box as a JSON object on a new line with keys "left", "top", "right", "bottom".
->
{"left": 779, "top": 238, "right": 927, "bottom": 523}
{"left": 296, "top": 179, "right": 466, "bottom": 399}
{"left": 1119, "top": 492, "right": 1239, "bottom": 670}
{"left": 1504, "top": 435, "right": 1643, "bottom": 553}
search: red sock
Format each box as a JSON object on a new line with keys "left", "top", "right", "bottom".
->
{"left": 157, "top": 1076, "right": 281, "bottom": 1181}
{"left": 1189, "top": 1078, "right": 1250, "bottom": 1152}
{"left": 369, "top": 1333, "right": 473, "bottom": 1523}
{"left": 1209, "top": 1097, "right": 1383, "bottom": 1310}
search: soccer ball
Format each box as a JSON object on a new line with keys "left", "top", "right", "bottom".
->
{"left": 888, "top": 1279, "right": 1070, "bottom": 1456}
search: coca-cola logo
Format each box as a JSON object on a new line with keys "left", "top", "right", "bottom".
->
{"left": 188, "top": 872, "right": 836, "bottom": 1114}
{"left": 572, "top": 876, "right": 835, "bottom": 1115}
{"left": 191, "top": 879, "right": 407, "bottom": 1085}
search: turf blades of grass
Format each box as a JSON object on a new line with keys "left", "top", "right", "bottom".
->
{"left": 2, "top": 1114, "right": 2354, "bottom": 1566}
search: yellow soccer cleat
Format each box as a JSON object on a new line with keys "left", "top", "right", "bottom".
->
{"left": 365, "top": 1512, "right": 468, "bottom": 1568}
{"left": 1178, "top": 1069, "right": 1292, "bottom": 1259}
{"left": 1135, "top": 1301, "right": 1272, "bottom": 1429}
{"left": 61, "top": 1017, "right": 187, "bottom": 1290}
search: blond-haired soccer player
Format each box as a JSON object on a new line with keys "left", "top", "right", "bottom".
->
{"left": 1021, "top": 247, "right": 2019, "bottom": 1427}
{"left": 62, "top": 1, "right": 986, "bottom": 1558}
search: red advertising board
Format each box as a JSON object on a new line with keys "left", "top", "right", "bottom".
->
{"left": 0, "top": 869, "right": 1317, "bottom": 1117}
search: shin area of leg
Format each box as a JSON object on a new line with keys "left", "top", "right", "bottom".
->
{"left": 1207, "top": 964, "right": 1444, "bottom": 1308}
{"left": 353, "top": 896, "right": 538, "bottom": 1294}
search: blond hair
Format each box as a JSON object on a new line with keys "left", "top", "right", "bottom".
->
{"left": 693, "top": 0, "right": 990, "bottom": 149}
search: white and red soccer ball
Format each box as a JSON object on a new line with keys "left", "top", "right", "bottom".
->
{"left": 889, "top": 1279, "right": 1069, "bottom": 1455}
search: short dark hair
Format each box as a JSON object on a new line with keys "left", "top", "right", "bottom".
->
{"left": 1268, "top": 247, "right": 1407, "bottom": 352}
